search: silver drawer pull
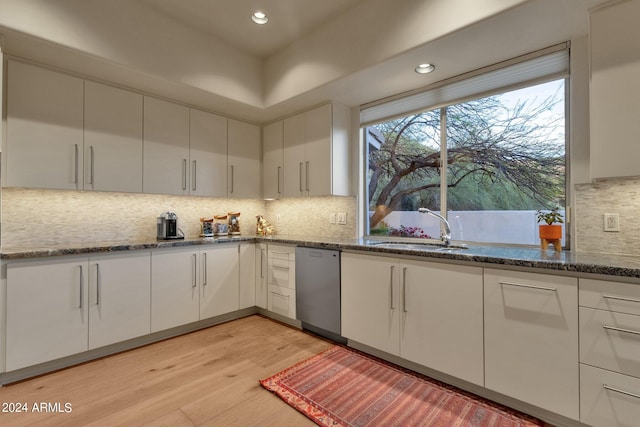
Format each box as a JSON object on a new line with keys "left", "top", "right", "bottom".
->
{"left": 603, "top": 294, "right": 640, "bottom": 304}
{"left": 604, "top": 384, "right": 640, "bottom": 400}
{"left": 389, "top": 266, "right": 395, "bottom": 310}
{"left": 499, "top": 281, "right": 557, "bottom": 292}
{"left": 603, "top": 324, "right": 640, "bottom": 336}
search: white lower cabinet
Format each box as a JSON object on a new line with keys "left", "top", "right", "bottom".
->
{"left": 239, "top": 243, "right": 256, "bottom": 309}
{"left": 580, "top": 364, "right": 640, "bottom": 427}
{"left": 200, "top": 245, "right": 240, "bottom": 319}
{"left": 579, "top": 278, "right": 640, "bottom": 426}
{"left": 6, "top": 257, "right": 89, "bottom": 371}
{"left": 484, "top": 269, "right": 579, "bottom": 420}
{"left": 151, "top": 245, "right": 242, "bottom": 333}
{"left": 151, "top": 247, "right": 200, "bottom": 332}
{"left": 255, "top": 243, "right": 268, "bottom": 309}
{"left": 267, "top": 245, "right": 296, "bottom": 319}
{"left": 88, "top": 252, "right": 151, "bottom": 349}
{"left": 6, "top": 253, "right": 153, "bottom": 371}
{"left": 341, "top": 252, "right": 484, "bottom": 386}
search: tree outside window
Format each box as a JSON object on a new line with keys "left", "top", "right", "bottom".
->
{"left": 366, "top": 80, "right": 566, "bottom": 245}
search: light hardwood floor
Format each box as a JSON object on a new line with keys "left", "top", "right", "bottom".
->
{"left": 0, "top": 315, "right": 331, "bottom": 426}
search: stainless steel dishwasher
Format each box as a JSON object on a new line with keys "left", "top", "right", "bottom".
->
{"left": 295, "top": 247, "right": 345, "bottom": 343}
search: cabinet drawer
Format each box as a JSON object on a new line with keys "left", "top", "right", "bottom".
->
{"left": 580, "top": 278, "right": 640, "bottom": 316}
{"left": 268, "top": 260, "right": 295, "bottom": 289}
{"left": 267, "top": 284, "right": 296, "bottom": 319}
{"left": 580, "top": 307, "right": 640, "bottom": 378}
{"left": 581, "top": 363, "right": 640, "bottom": 427}
{"left": 268, "top": 245, "right": 296, "bottom": 262}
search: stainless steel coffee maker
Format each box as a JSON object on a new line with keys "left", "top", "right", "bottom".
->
{"left": 157, "top": 211, "right": 183, "bottom": 240}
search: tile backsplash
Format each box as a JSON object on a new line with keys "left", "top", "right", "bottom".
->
{"left": 0, "top": 188, "right": 357, "bottom": 247}
{"left": 574, "top": 177, "right": 640, "bottom": 256}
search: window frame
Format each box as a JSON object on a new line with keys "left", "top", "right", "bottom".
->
{"left": 360, "top": 46, "right": 571, "bottom": 248}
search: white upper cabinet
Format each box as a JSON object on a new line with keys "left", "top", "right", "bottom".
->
{"left": 189, "top": 109, "right": 228, "bottom": 197}
{"left": 228, "top": 119, "right": 261, "bottom": 198}
{"left": 283, "top": 112, "right": 307, "bottom": 198}
{"left": 282, "top": 103, "right": 350, "bottom": 198}
{"left": 84, "top": 81, "right": 143, "bottom": 193}
{"left": 262, "top": 121, "right": 284, "bottom": 199}
{"left": 6, "top": 60, "right": 84, "bottom": 190}
{"left": 143, "top": 97, "right": 190, "bottom": 195}
{"left": 590, "top": 0, "right": 640, "bottom": 179}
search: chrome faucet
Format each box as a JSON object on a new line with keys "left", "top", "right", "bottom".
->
{"left": 418, "top": 208, "right": 451, "bottom": 246}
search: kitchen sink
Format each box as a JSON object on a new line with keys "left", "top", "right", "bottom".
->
{"left": 371, "top": 241, "right": 468, "bottom": 251}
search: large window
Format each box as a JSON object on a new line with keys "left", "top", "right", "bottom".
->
{"left": 365, "top": 68, "right": 567, "bottom": 246}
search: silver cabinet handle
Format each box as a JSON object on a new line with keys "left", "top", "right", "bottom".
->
{"left": 192, "top": 160, "right": 197, "bottom": 191}
{"left": 260, "top": 248, "right": 265, "bottom": 278}
{"left": 603, "top": 324, "right": 640, "bottom": 336}
{"left": 89, "top": 146, "right": 95, "bottom": 185}
{"left": 305, "top": 161, "right": 310, "bottom": 192}
{"left": 499, "top": 281, "right": 557, "bottom": 292}
{"left": 299, "top": 162, "right": 304, "bottom": 192}
{"left": 277, "top": 166, "right": 281, "bottom": 195}
{"left": 603, "top": 294, "right": 640, "bottom": 304}
{"left": 192, "top": 253, "right": 197, "bottom": 288}
{"left": 389, "top": 265, "right": 395, "bottom": 310}
{"left": 96, "top": 263, "right": 101, "bottom": 306}
{"left": 182, "top": 159, "right": 187, "bottom": 190}
{"left": 74, "top": 144, "right": 79, "bottom": 184}
{"left": 202, "top": 253, "right": 207, "bottom": 286}
{"left": 79, "top": 265, "right": 84, "bottom": 309}
{"left": 604, "top": 384, "right": 640, "bottom": 400}
{"left": 230, "top": 165, "right": 234, "bottom": 194}
{"left": 402, "top": 267, "right": 408, "bottom": 313}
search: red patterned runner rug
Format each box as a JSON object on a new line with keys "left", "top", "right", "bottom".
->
{"left": 260, "top": 345, "right": 543, "bottom": 427}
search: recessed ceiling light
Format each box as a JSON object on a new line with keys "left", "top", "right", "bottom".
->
{"left": 251, "top": 11, "right": 269, "bottom": 25}
{"left": 415, "top": 63, "right": 435, "bottom": 74}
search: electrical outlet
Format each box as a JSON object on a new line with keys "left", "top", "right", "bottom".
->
{"left": 603, "top": 213, "right": 620, "bottom": 232}
{"left": 337, "top": 212, "right": 347, "bottom": 225}
{"left": 276, "top": 214, "right": 281, "bottom": 223}
{"left": 329, "top": 213, "right": 336, "bottom": 224}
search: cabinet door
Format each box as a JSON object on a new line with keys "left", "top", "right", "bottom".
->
{"left": 6, "top": 60, "right": 84, "bottom": 190}
{"left": 143, "top": 97, "right": 190, "bottom": 195}
{"left": 341, "top": 253, "right": 400, "bottom": 356}
{"left": 263, "top": 121, "right": 284, "bottom": 199}
{"left": 200, "top": 245, "right": 240, "bottom": 319}
{"left": 151, "top": 248, "right": 200, "bottom": 332}
{"left": 283, "top": 113, "right": 306, "bottom": 197}
{"left": 6, "top": 258, "right": 89, "bottom": 371}
{"left": 590, "top": 0, "right": 640, "bottom": 178}
{"left": 305, "top": 104, "right": 332, "bottom": 197}
{"left": 255, "top": 244, "right": 268, "bottom": 309}
{"left": 400, "top": 260, "right": 484, "bottom": 386}
{"left": 484, "top": 269, "right": 579, "bottom": 420}
{"left": 88, "top": 252, "right": 151, "bottom": 349}
{"left": 189, "top": 109, "right": 227, "bottom": 197}
{"left": 84, "top": 81, "right": 143, "bottom": 193}
{"left": 239, "top": 243, "right": 256, "bottom": 309}
{"left": 228, "top": 119, "right": 261, "bottom": 198}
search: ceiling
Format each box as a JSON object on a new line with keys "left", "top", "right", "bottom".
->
{"left": 0, "top": 0, "right": 615, "bottom": 123}
{"left": 139, "top": 0, "right": 363, "bottom": 59}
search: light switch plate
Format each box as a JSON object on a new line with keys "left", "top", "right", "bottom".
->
{"left": 329, "top": 213, "right": 336, "bottom": 224}
{"left": 337, "top": 212, "right": 347, "bottom": 225}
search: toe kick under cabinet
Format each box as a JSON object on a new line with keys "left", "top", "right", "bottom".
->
{"left": 579, "top": 278, "right": 640, "bottom": 427}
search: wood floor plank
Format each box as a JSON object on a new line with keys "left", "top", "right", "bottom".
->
{"left": 0, "top": 315, "right": 330, "bottom": 426}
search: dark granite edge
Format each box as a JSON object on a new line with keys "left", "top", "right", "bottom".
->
{"left": 3, "top": 235, "right": 640, "bottom": 279}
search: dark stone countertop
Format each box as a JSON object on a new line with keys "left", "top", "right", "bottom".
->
{"left": 3, "top": 235, "right": 640, "bottom": 279}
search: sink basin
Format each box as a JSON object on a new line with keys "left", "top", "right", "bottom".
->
{"left": 371, "top": 242, "right": 468, "bottom": 251}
